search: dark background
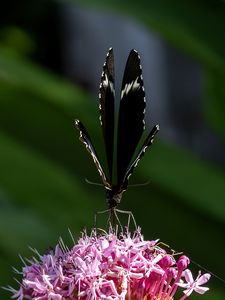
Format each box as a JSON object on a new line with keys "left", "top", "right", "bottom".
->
{"left": 0, "top": 0, "right": 225, "bottom": 299}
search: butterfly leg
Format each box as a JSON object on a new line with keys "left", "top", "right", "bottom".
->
{"left": 94, "top": 209, "right": 110, "bottom": 229}
{"left": 94, "top": 208, "right": 128, "bottom": 234}
{"left": 155, "top": 241, "right": 183, "bottom": 257}
{"left": 115, "top": 209, "right": 137, "bottom": 231}
{"left": 111, "top": 208, "right": 124, "bottom": 233}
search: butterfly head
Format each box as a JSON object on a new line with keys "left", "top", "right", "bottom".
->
{"left": 106, "top": 186, "right": 125, "bottom": 209}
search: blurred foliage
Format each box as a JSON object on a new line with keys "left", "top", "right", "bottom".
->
{"left": 0, "top": 0, "right": 225, "bottom": 299}
{"left": 0, "top": 26, "right": 35, "bottom": 57}
{"left": 79, "top": 0, "right": 225, "bottom": 139}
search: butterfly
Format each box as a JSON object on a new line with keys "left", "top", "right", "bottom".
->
{"left": 75, "top": 48, "right": 159, "bottom": 210}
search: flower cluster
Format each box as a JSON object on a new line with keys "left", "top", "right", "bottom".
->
{"left": 8, "top": 229, "right": 210, "bottom": 300}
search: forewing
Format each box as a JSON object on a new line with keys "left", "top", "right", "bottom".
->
{"left": 75, "top": 119, "right": 109, "bottom": 187}
{"left": 117, "top": 49, "right": 146, "bottom": 184}
{"left": 99, "top": 48, "right": 115, "bottom": 181}
{"left": 120, "top": 125, "right": 159, "bottom": 191}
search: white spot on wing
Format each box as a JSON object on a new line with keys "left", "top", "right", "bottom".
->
{"left": 101, "top": 73, "right": 115, "bottom": 95}
{"left": 121, "top": 77, "right": 140, "bottom": 99}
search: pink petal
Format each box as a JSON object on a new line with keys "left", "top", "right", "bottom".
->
{"left": 183, "top": 287, "right": 194, "bottom": 296}
{"left": 183, "top": 269, "right": 194, "bottom": 283}
{"left": 195, "top": 286, "right": 210, "bottom": 294}
{"left": 197, "top": 273, "right": 211, "bottom": 285}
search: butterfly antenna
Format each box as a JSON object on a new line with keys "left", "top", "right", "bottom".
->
{"left": 190, "top": 259, "right": 225, "bottom": 284}
{"left": 85, "top": 178, "right": 103, "bottom": 186}
{"left": 157, "top": 241, "right": 225, "bottom": 284}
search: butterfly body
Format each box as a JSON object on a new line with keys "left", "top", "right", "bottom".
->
{"left": 106, "top": 186, "right": 124, "bottom": 209}
{"left": 75, "top": 48, "right": 159, "bottom": 209}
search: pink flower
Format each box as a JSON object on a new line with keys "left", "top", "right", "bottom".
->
{"left": 177, "top": 269, "right": 211, "bottom": 299}
{"left": 7, "top": 229, "right": 210, "bottom": 300}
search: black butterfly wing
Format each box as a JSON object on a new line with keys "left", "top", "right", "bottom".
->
{"left": 120, "top": 124, "right": 159, "bottom": 192}
{"left": 75, "top": 119, "right": 109, "bottom": 187}
{"left": 117, "top": 49, "right": 146, "bottom": 184}
{"left": 99, "top": 48, "right": 115, "bottom": 181}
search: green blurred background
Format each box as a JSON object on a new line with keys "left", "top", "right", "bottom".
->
{"left": 0, "top": 0, "right": 225, "bottom": 299}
